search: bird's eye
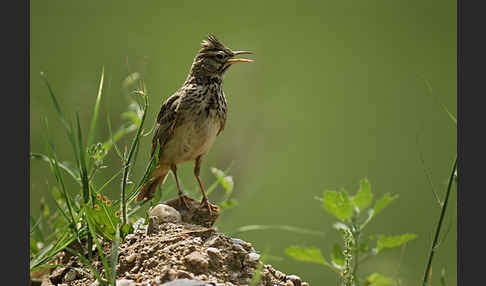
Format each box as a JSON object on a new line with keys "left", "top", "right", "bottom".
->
{"left": 216, "top": 54, "right": 224, "bottom": 60}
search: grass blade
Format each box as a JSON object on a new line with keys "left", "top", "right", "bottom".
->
{"left": 422, "top": 157, "right": 457, "bottom": 286}
{"left": 85, "top": 207, "right": 111, "bottom": 282}
{"left": 76, "top": 113, "right": 91, "bottom": 204}
{"left": 231, "top": 225, "right": 325, "bottom": 237}
{"left": 422, "top": 77, "right": 457, "bottom": 125}
{"left": 121, "top": 82, "right": 149, "bottom": 225}
{"left": 87, "top": 66, "right": 105, "bottom": 148}
{"left": 110, "top": 225, "right": 120, "bottom": 286}
{"left": 66, "top": 247, "right": 106, "bottom": 286}
{"left": 41, "top": 72, "right": 81, "bottom": 170}
{"left": 30, "top": 152, "right": 81, "bottom": 183}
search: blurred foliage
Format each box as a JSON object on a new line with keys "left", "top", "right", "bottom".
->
{"left": 30, "top": 0, "right": 457, "bottom": 285}
{"left": 285, "top": 178, "right": 417, "bottom": 285}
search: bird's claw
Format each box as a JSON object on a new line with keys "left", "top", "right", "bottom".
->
{"left": 178, "top": 195, "right": 191, "bottom": 210}
{"left": 200, "top": 198, "right": 213, "bottom": 215}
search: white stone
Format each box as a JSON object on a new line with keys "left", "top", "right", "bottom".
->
{"left": 149, "top": 204, "right": 182, "bottom": 223}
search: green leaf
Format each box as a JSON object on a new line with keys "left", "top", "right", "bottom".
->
{"left": 364, "top": 273, "right": 394, "bottom": 286}
{"left": 121, "top": 223, "right": 133, "bottom": 239}
{"left": 332, "top": 222, "right": 350, "bottom": 232}
{"left": 330, "top": 243, "right": 344, "bottom": 267}
{"left": 322, "top": 189, "right": 354, "bottom": 221}
{"left": 219, "top": 199, "right": 238, "bottom": 210}
{"left": 353, "top": 178, "right": 373, "bottom": 211}
{"left": 376, "top": 233, "right": 417, "bottom": 253}
{"left": 211, "top": 167, "right": 234, "bottom": 196}
{"left": 373, "top": 193, "right": 398, "bottom": 216}
{"left": 285, "top": 246, "right": 330, "bottom": 267}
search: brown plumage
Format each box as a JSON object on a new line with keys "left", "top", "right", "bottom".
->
{"left": 136, "top": 34, "right": 253, "bottom": 212}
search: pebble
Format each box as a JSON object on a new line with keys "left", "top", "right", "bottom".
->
{"left": 231, "top": 243, "right": 246, "bottom": 253}
{"left": 206, "top": 247, "right": 222, "bottom": 258}
{"left": 286, "top": 275, "right": 302, "bottom": 286}
{"left": 183, "top": 251, "right": 209, "bottom": 274}
{"left": 159, "top": 279, "right": 212, "bottom": 286}
{"left": 230, "top": 238, "right": 252, "bottom": 251}
{"left": 165, "top": 269, "right": 178, "bottom": 281}
{"left": 177, "top": 270, "right": 194, "bottom": 279}
{"left": 63, "top": 269, "right": 78, "bottom": 282}
{"left": 204, "top": 235, "right": 223, "bottom": 248}
{"left": 274, "top": 270, "right": 285, "bottom": 280}
{"left": 247, "top": 252, "right": 260, "bottom": 262}
{"left": 125, "top": 234, "right": 137, "bottom": 242}
{"left": 126, "top": 253, "right": 137, "bottom": 263}
{"left": 116, "top": 279, "right": 136, "bottom": 286}
{"left": 150, "top": 204, "right": 182, "bottom": 223}
{"left": 130, "top": 265, "right": 139, "bottom": 273}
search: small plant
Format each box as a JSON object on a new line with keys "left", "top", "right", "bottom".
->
{"left": 29, "top": 68, "right": 241, "bottom": 284}
{"left": 285, "top": 178, "right": 417, "bottom": 286}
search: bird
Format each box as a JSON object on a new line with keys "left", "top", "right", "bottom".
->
{"left": 136, "top": 34, "right": 253, "bottom": 213}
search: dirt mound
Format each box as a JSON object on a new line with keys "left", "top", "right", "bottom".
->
{"left": 36, "top": 201, "right": 309, "bottom": 286}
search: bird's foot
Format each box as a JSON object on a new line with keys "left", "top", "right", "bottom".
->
{"left": 200, "top": 198, "right": 214, "bottom": 215}
{"left": 178, "top": 195, "right": 191, "bottom": 210}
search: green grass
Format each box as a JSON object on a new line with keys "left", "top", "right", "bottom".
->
{"left": 30, "top": 69, "right": 239, "bottom": 283}
{"left": 30, "top": 69, "right": 456, "bottom": 286}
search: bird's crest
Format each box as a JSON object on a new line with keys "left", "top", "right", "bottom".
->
{"left": 200, "top": 34, "right": 227, "bottom": 52}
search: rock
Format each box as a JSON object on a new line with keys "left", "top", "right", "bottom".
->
{"left": 206, "top": 247, "right": 223, "bottom": 268}
{"left": 150, "top": 204, "right": 182, "bottom": 223}
{"left": 286, "top": 275, "right": 301, "bottom": 286}
{"left": 125, "top": 253, "right": 137, "bottom": 263}
{"left": 116, "top": 279, "right": 136, "bottom": 286}
{"left": 177, "top": 270, "right": 194, "bottom": 279}
{"left": 49, "top": 267, "right": 66, "bottom": 284}
{"left": 163, "top": 269, "right": 178, "bottom": 282}
{"left": 184, "top": 251, "right": 209, "bottom": 274}
{"left": 204, "top": 235, "right": 224, "bottom": 248}
{"left": 247, "top": 252, "right": 260, "bottom": 262}
{"left": 148, "top": 216, "right": 162, "bottom": 235}
{"left": 231, "top": 243, "right": 246, "bottom": 253}
{"left": 230, "top": 238, "right": 252, "bottom": 251}
{"left": 39, "top": 278, "right": 53, "bottom": 286}
{"left": 160, "top": 279, "right": 215, "bottom": 286}
{"left": 63, "top": 269, "right": 78, "bottom": 282}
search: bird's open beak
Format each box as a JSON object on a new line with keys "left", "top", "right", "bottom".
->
{"left": 227, "top": 51, "right": 254, "bottom": 64}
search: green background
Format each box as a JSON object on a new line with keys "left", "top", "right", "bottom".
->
{"left": 30, "top": 0, "right": 456, "bottom": 285}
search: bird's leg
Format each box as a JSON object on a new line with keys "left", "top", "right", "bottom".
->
{"left": 195, "top": 156, "right": 212, "bottom": 214}
{"left": 171, "top": 164, "right": 190, "bottom": 210}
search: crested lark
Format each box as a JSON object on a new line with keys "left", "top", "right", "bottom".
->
{"left": 136, "top": 34, "right": 253, "bottom": 212}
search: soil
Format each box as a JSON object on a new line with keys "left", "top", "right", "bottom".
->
{"left": 33, "top": 197, "right": 309, "bottom": 286}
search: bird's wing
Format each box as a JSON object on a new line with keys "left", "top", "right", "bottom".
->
{"left": 217, "top": 111, "right": 226, "bottom": 136}
{"left": 150, "top": 92, "right": 181, "bottom": 158}
{"left": 216, "top": 91, "right": 227, "bottom": 136}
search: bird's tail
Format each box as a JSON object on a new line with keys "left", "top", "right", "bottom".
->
{"left": 136, "top": 165, "right": 170, "bottom": 202}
